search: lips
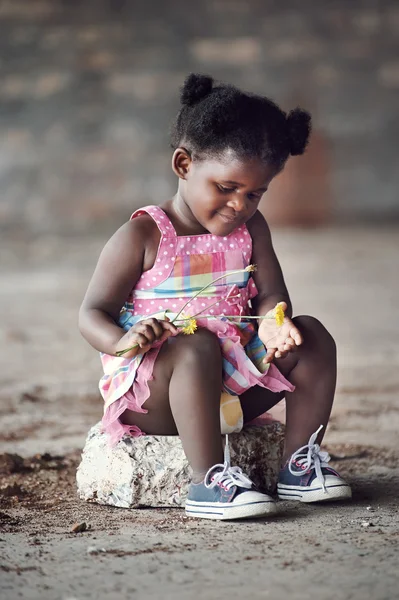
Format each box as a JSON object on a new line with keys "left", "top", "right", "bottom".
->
{"left": 217, "top": 212, "right": 238, "bottom": 223}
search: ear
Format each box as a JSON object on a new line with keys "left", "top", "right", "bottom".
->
{"left": 172, "top": 148, "right": 192, "bottom": 180}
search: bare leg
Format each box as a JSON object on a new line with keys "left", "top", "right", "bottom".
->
{"left": 120, "top": 328, "right": 224, "bottom": 482}
{"left": 240, "top": 316, "right": 337, "bottom": 463}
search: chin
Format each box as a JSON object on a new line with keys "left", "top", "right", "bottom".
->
{"left": 198, "top": 213, "right": 241, "bottom": 237}
{"left": 203, "top": 215, "right": 237, "bottom": 236}
{"left": 219, "top": 220, "right": 241, "bottom": 235}
{"left": 211, "top": 225, "right": 236, "bottom": 237}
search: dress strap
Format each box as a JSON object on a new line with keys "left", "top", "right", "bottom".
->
{"left": 130, "top": 206, "right": 178, "bottom": 289}
{"left": 131, "top": 205, "right": 177, "bottom": 239}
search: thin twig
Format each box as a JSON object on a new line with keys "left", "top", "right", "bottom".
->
{"left": 173, "top": 314, "right": 273, "bottom": 321}
{"left": 116, "top": 265, "right": 257, "bottom": 356}
{"left": 171, "top": 265, "right": 256, "bottom": 324}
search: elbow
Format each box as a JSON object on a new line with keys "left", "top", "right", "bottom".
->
{"left": 78, "top": 304, "right": 90, "bottom": 339}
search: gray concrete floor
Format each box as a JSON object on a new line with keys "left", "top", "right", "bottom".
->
{"left": 1, "top": 226, "right": 398, "bottom": 600}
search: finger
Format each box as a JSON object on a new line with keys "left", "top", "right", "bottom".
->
{"left": 139, "top": 343, "right": 152, "bottom": 353}
{"left": 159, "top": 330, "right": 172, "bottom": 343}
{"left": 283, "top": 338, "right": 296, "bottom": 351}
{"left": 139, "top": 320, "right": 165, "bottom": 340}
{"left": 140, "top": 318, "right": 159, "bottom": 326}
{"left": 136, "top": 324, "right": 157, "bottom": 344}
{"left": 135, "top": 333, "right": 152, "bottom": 349}
{"left": 141, "top": 318, "right": 164, "bottom": 339}
{"left": 161, "top": 320, "right": 179, "bottom": 335}
{"left": 290, "top": 326, "right": 303, "bottom": 346}
{"left": 263, "top": 348, "right": 276, "bottom": 364}
{"left": 159, "top": 329, "right": 179, "bottom": 342}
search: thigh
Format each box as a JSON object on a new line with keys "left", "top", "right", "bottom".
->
{"left": 119, "top": 328, "right": 223, "bottom": 435}
{"left": 119, "top": 340, "right": 178, "bottom": 435}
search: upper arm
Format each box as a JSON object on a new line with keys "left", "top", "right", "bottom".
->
{"left": 80, "top": 218, "right": 152, "bottom": 321}
{"left": 246, "top": 211, "right": 291, "bottom": 306}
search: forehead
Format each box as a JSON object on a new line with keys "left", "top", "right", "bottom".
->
{"left": 195, "top": 149, "right": 276, "bottom": 185}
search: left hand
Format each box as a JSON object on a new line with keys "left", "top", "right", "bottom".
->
{"left": 258, "top": 302, "right": 303, "bottom": 364}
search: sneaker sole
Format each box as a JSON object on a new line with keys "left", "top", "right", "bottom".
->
{"left": 185, "top": 499, "right": 277, "bottom": 520}
{"left": 277, "top": 482, "right": 352, "bottom": 503}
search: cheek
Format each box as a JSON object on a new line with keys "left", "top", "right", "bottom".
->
{"left": 247, "top": 195, "right": 263, "bottom": 212}
{"left": 189, "top": 181, "right": 219, "bottom": 208}
{"left": 250, "top": 200, "right": 262, "bottom": 214}
{"left": 188, "top": 176, "right": 208, "bottom": 197}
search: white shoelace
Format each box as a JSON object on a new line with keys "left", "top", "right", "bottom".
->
{"left": 205, "top": 435, "right": 253, "bottom": 491}
{"left": 288, "top": 425, "right": 331, "bottom": 493}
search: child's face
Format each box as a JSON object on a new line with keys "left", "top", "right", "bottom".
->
{"left": 178, "top": 149, "right": 277, "bottom": 236}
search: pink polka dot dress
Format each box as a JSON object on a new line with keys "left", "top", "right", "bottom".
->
{"left": 100, "top": 206, "right": 294, "bottom": 446}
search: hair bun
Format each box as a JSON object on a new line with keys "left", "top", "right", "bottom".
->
{"left": 180, "top": 73, "right": 214, "bottom": 107}
{"left": 286, "top": 108, "right": 312, "bottom": 156}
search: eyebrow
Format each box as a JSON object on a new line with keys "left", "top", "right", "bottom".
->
{"left": 221, "top": 180, "right": 268, "bottom": 192}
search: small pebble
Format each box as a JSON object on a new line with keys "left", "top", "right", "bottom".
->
{"left": 70, "top": 522, "right": 87, "bottom": 534}
{"left": 87, "top": 546, "right": 106, "bottom": 555}
{"left": 361, "top": 521, "right": 373, "bottom": 528}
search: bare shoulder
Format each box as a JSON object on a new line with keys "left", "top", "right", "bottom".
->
{"left": 121, "top": 213, "right": 159, "bottom": 242}
{"left": 81, "top": 214, "right": 160, "bottom": 317}
{"left": 129, "top": 213, "right": 160, "bottom": 237}
{"left": 102, "top": 213, "right": 160, "bottom": 259}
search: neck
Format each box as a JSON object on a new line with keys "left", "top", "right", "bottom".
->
{"left": 168, "top": 191, "right": 208, "bottom": 235}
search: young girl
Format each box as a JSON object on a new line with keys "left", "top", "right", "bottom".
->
{"left": 79, "top": 73, "right": 351, "bottom": 520}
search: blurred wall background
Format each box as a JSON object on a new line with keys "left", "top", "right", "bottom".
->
{"left": 0, "top": 0, "right": 398, "bottom": 236}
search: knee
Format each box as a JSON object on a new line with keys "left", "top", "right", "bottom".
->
{"left": 293, "top": 315, "right": 336, "bottom": 357}
{"left": 172, "top": 327, "right": 222, "bottom": 364}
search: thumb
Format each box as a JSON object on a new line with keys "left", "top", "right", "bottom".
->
{"left": 160, "top": 329, "right": 173, "bottom": 343}
{"left": 162, "top": 320, "right": 178, "bottom": 334}
{"left": 263, "top": 348, "right": 276, "bottom": 364}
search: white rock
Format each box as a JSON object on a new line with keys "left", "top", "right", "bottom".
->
{"left": 361, "top": 521, "right": 373, "bottom": 528}
{"left": 86, "top": 546, "right": 107, "bottom": 555}
{"left": 76, "top": 422, "right": 285, "bottom": 509}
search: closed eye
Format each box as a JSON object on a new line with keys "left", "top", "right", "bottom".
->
{"left": 217, "top": 184, "right": 235, "bottom": 194}
{"left": 247, "top": 192, "right": 263, "bottom": 201}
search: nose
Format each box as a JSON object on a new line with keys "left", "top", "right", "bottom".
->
{"left": 226, "top": 193, "right": 246, "bottom": 213}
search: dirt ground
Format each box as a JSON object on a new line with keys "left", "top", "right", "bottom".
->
{"left": 1, "top": 226, "right": 398, "bottom": 600}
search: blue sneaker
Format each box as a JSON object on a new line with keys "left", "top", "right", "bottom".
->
{"left": 277, "top": 426, "right": 352, "bottom": 503}
{"left": 185, "top": 438, "right": 276, "bottom": 520}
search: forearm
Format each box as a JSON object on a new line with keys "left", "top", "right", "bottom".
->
{"left": 253, "top": 292, "right": 293, "bottom": 320}
{"left": 79, "top": 307, "right": 125, "bottom": 355}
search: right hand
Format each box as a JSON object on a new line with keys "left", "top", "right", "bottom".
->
{"left": 114, "top": 317, "right": 178, "bottom": 358}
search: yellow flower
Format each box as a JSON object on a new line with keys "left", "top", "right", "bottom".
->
{"left": 274, "top": 302, "right": 285, "bottom": 327}
{"left": 245, "top": 264, "right": 257, "bottom": 272}
{"left": 181, "top": 317, "right": 198, "bottom": 335}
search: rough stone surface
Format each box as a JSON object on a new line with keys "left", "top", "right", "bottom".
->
{"left": 76, "top": 422, "right": 285, "bottom": 508}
